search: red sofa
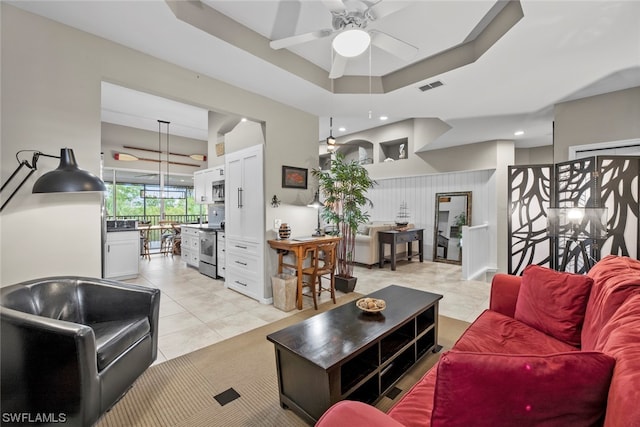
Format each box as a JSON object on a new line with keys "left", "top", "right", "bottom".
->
{"left": 316, "top": 255, "right": 640, "bottom": 427}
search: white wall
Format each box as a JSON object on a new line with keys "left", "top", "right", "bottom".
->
{"left": 101, "top": 122, "right": 208, "bottom": 175}
{"left": 366, "top": 169, "right": 494, "bottom": 264}
{"left": 333, "top": 118, "right": 452, "bottom": 179}
{"left": 224, "top": 120, "right": 265, "bottom": 154}
{"left": 362, "top": 138, "right": 512, "bottom": 272}
{"left": 0, "top": 5, "right": 318, "bottom": 286}
{"left": 515, "top": 145, "right": 553, "bottom": 165}
{"left": 554, "top": 86, "right": 640, "bottom": 162}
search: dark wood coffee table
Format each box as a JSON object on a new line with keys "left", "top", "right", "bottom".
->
{"left": 266, "top": 285, "right": 442, "bottom": 424}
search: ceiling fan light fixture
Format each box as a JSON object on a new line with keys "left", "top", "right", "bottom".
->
{"left": 333, "top": 28, "right": 370, "bottom": 58}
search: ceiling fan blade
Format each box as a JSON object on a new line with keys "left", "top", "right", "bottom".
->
{"left": 270, "top": 29, "right": 333, "bottom": 50}
{"left": 366, "top": 0, "right": 409, "bottom": 21}
{"left": 321, "top": 0, "right": 347, "bottom": 13}
{"left": 271, "top": 0, "right": 301, "bottom": 41}
{"left": 370, "top": 30, "right": 418, "bottom": 62}
{"left": 329, "top": 53, "right": 348, "bottom": 79}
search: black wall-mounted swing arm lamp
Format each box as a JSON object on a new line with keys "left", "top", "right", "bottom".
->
{"left": 1, "top": 148, "right": 106, "bottom": 212}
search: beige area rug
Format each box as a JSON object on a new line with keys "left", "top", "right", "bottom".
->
{"left": 97, "top": 293, "right": 469, "bottom": 427}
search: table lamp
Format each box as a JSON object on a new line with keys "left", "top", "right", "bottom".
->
{"left": 307, "top": 190, "right": 323, "bottom": 236}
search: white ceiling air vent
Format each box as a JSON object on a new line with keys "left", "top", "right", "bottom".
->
{"left": 419, "top": 80, "right": 444, "bottom": 92}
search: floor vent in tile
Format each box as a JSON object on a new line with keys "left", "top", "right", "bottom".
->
{"left": 214, "top": 388, "right": 241, "bottom": 406}
{"left": 386, "top": 386, "right": 402, "bottom": 400}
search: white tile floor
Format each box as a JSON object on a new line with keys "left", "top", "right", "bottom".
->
{"left": 128, "top": 256, "right": 490, "bottom": 364}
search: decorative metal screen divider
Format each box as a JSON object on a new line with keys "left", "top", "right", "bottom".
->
{"left": 508, "top": 156, "right": 639, "bottom": 275}
{"left": 598, "top": 156, "right": 640, "bottom": 260}
{"left": 508, "top": 164, "right": 553, "bottom": 275}
{"left": 554, "top": 157, "right": 597, "bottom": 274}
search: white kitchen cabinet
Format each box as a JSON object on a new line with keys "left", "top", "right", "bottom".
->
{"left": 226, "top": 146, "right": 262, "bottom": 242}
{"left": 225, "top": 144, "right": 266, "bottom": 302}
{"left": 181, "top": 226, "right": 200, "bottom": 267}
{"left": 194, "top": 166, "right": 225, "bottom": 204}
{"left": 217, "top": 231, "right": 226, "bottom": 278}
{"left": 193, "top": 169, "right": 207, "bottom": 204}
{"left": 104, "top": 231, "right": 139, "bottom": 280}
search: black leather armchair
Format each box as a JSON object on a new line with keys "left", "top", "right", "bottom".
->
{"left": 1, "top": 276, "right": 160, "bottom": 427}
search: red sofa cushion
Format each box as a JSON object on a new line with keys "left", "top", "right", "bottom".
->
{"left": 582, "top": 255, "right": 640, "bottom": 351}
{"left": 514, "top": 265, "right": 593, "bottom": 346}
{"left": 489, "top": 273, "right": 521, "bottom": 317}
{"left": 386, "top": 310, "right": 577, "bottom": 427}
{"left": 431, "top": 351, "right": 615, "bottom": 427}
{"left": 386, "top": 365, "right": 437, "bottom": 427}
{"left": 454, "top": 309, "right": 577, "bottom": 355}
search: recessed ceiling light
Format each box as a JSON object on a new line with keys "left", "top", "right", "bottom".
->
{"left": 241, "top": 118, "right": 247, "bottom": 122}
{"left": 379, "top": 116, "right": 388, "bottom": 121}
{"left": 338, "top": 127, "right": 346, "bottom": 132}
{"left": 514, "top": 130, "right": 524, "bottom": 136}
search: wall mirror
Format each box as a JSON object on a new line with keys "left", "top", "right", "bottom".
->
{"left": 433, "top": 191, "right": 472, "bottom": 265}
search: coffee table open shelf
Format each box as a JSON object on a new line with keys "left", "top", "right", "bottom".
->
{"left": 267, "top": 285, "right": 442, "bottom": 424}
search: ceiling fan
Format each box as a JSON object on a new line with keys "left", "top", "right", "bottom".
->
{"left": 269, "top": 0, "right": 418, "bottom": 79}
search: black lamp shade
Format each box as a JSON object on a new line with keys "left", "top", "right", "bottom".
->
{"left": 32, "top": 148, "right": 106, "bottom": 193}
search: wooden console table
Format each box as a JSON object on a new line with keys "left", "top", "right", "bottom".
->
{"left": 266, "top": 285, "right": 442, "bottom": 424}
{"left": 378, "top": 228, "right": 424, "bottom": 270}
{"left": 267, "top": 236, "right": 342, "bottom": 310}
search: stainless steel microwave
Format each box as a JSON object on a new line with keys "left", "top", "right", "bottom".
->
{"left": 212, "top": 180, "right": 224, "bottom": 202}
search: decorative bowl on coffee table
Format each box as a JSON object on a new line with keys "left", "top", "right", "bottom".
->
{"left": 356, "top": 297, "right": 386, "bottom": 313}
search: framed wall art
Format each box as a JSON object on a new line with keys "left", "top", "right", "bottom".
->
{"left": 282, "top": 166, "right": 308, "bottom": 189}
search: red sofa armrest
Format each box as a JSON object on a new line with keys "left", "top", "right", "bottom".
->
{"left": 489, "top": 273, "right": 521, "bottom": 318}
{"left": 316, "top": 401, "right": 405, "bottom": 427}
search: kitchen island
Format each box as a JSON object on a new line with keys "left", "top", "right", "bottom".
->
{"left": 104, "top": 220, "right": 139, "bottom": 280}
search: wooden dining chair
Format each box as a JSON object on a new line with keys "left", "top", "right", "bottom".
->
{"left": 301, "top": 241, "right": 338, "bottom": 310}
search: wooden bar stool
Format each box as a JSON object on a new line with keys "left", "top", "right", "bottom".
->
{"left": 159, "top": 221, "right": 177, "bottom": 256}
{"left": 171, "top": 223, "right": 181, "bottom": 256}
{"left": 139, "top": 225, "right": 151, "bottom": 261}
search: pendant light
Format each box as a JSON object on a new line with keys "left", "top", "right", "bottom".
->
{"left": 159, "top": 120, "right": 170, "bottom": 201}
{"left": 326, "top": 117, "right": 336, "bottom": 151}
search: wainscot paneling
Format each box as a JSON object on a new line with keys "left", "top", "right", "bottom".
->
{"left": 366, "top": 170, "right": 495, "bottom": 261}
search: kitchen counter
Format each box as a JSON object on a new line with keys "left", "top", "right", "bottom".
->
{"left": 107, "top": 227, "right": 138, "bottom": 232}
{"left": 106, "top": 219, "right": 138, "bottom": 232}
{"left": 181, "top": 223, "right": 223, "bottom": 232}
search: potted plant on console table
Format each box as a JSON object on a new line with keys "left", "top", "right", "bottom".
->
{"left": 312, "top": 153, "right": 376, "bottom": 292}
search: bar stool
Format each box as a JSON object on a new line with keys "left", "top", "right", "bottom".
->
{"left": 159, "top": 221, "right": 177, "bottom": 256}
{"left": 139, "top": 224, "right": 151, "bottom": 261}
{"left": 301, "top": 241, "right": 338, "bottom": 310}
{"left": 170, "top": 223, "right": 181, "bottom": 256}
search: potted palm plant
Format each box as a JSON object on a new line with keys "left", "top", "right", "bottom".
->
{"left": 312, "top": 152, "right": 376, "bottom": 292}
